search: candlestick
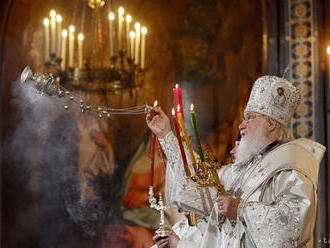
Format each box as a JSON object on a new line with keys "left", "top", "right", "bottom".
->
{"left": 50, "top": 10, "right": 56, "bottom": 54}
{"left": 141, "top": 27, "right": 147, "bottom": 69}
{"left": 126, "top": 15, "right": 132, "bottom": 56}
{"left": 177, "top": 105, "right": 198, "bottom": 173}
{"left": 173, "top": 84, "right": 184, "bottom": 118}
{"left": 43, "top": 18, "right": 50, "bottom": 62}
{"left": 172, "top": 108, "right": 191, "bottom": 177}
{"left": 61, "top": 29, "right": 67, "bottom": 70}
{"left": 108, "top": 12, "right": 115, "bottom": 57}
{"left": 68, "top": 25, "right": 75, "bottom": 67}
{"left": 130, "top": 31, "right": 135, "bottom": 60}
{"left": 118, "top": 7, "right": 124, "bottom": 51}
{"left": 150, "top": 133, "right": 156, "bottom": 186}
{"left": 134, "top": 22, "right": 141, "bottom": 65}
{"left": 78, "top": 33, "right": 84, "bottom": 68}
{"left": 56, "top": 15, "right": 62, "bottom": 57}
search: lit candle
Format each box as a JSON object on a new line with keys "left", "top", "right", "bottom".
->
{"left": 172, "top": 108, "right": 191, "bottom": 177}
{"left": 177, "top": 105, "right": 197, "bottom": 173}
{"left": 327, "top": 46, "right": 330, "bottom": 100}
{"left": 130, "top": 31, "right": 135, "bottom": 60}
{"left": 150, "top": 133, "right": 156, "bottom": 186}
{"left": 118, "top": 7, "right": 124, "bottom": 51}
{"left": 126, "top": 15, "right": 132, "bottom": 56}
{"left": 43, "top": 18, "right": 50, "bottom": 62}
{"left": 78, "top": 33, "right": 84, "bottom": 68}
{"left": 56, "top": 15, "right": 62, "bottom": 57}
{"left": 68, "top": 25, "right": 75, "bottom": 67}
{"left": 134, "top": 22, "right": 141, "bottom": 65}
{"left": 50, "top": 10, "right": 56, "bottom": 54}
{"left": 108, "top": 12, "right": 115, "bottom": 57}
{"left": 61, "top": 29, "right": 68, "bottom": 70}
{"left": 173, "top": 84, "right": 184, "bottom": 118}
{"left": 190, "top": 104, "right": 205, "bottom": 164}
{"left": 141, "top": 27, "right": 147, "bottom": 69}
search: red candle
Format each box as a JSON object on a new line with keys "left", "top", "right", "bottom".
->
{"left": 155, "top": 137, "right": 167, "bottom": 172}
{"left": 150, "top": 133, "right": 156, "bottom": 186}
{"left": 172, "top": 108, "right": 191, "bottom": 177}
{"left": 173, "top": 84, "right": 184, "bottom": 119}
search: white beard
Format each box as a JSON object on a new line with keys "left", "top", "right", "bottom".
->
{"left": 235, "top": 121, "right": 269, "bottom": 164}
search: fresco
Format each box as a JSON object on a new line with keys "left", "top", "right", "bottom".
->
{"left": 1, "top": 0, "right": 261, "bottom": 247}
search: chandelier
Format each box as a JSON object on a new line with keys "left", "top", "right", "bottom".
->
{"left": 42, "top": 0, "right": 148, "bottom": 93}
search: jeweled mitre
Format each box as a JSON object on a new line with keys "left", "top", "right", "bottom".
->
{"left": 245, "top": 76, "right": 301, "bottom": 126}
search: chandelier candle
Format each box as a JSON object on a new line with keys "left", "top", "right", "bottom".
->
{"left": 126, "top": 15, "right": 132, "bottom": 57}
{"left": 172, "top": 108, "right": 191, "bottom": 177}
{"left": 141, "top": 27, "right": 147, "bottom": 69}
{"left": 134, "top": 23, "right": 141, "bottom": 65}
{"left": 56, "top": 15, "right": 62, "bottom": 57}
{"left": 108, "top": 12, "right": 115, "bottom": 57}
{"left": 68, "top": 25, "right": 75, "bottom": 67}
{"left": 173, "top": 84, "right": 184, "bottom": 119}
{"left": 130, "top": 31, "right": 135, "bottom": 60}
{"left": 78, "top": 33, "right": 84, "bottom": 68}
{"left": 43, "top": 18, "right": 50, "bottom": 62}
{"left": 50, "top": 10, "right": 56, "bottom": 54}
{"left": 61, "top": 30, "right": 67, "bottom": 70}
{"left": 177, "top": 105, "right": 198, "bottom": 174}
{"left": 118, "top": 7, "right": 124, "bottom": 50}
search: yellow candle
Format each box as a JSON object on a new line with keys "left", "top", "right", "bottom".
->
{"left": 108, "top": 12, "right": 115, "bottom": 57}
{"left": 50, "top": 10, "right": 56, "bottom": 54}
{"left": 125, "top": 15, "right": 132, "bottom": 56}
{"left": 56, "top": 15, "right": 62, "bottom": 57}
{"left": 118, "top": 7, "right": 124, "bottom": 51}
{"left": 43, "top": 18, "right": 50, "bottom": 62}
{"left": 177, "top": 105, "right": 198, "bottom": 173}
{"left": 130, "top": 31, "right": 135, "bottom": 60}
{"left": 68, "top": 25, "right": 75, "bottom": 67}
{"left": 141, "top": 27, "right": 147, "bottom": 69}
{"left": 61, "top": 29, "right": 67, "bottom": 70}
{"left": 134, "top": 22, "right": 140, "bottom": 65}
{"left": 78, "top": 33, "right": 84, "bottom": 68}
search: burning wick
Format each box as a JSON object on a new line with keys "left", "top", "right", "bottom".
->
{"left": 153, "top": 100, "right": 158, "bottom": 107}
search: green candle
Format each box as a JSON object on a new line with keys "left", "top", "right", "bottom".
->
{"left": 190, "top": 104, "right": 205, "bottom": 162}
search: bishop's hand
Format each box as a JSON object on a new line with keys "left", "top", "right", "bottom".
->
{"left": 146, "top": 106, "right": 171, "bottom": 138}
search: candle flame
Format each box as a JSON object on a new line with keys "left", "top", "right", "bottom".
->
{"left": 177, "top": 105, "right": 180, "bottom": 112}
{"left": 327, "top": 46, "right": 330, "bottom": 55}
{"left": 191, "top": 104, "right": 194, "bottom": 111}
{"left": 135, "top": 22, "right": 140, "bottom": 30}
{"left": 62, "top": 29, "right": 68, "bottom": 37}
{"left": 50, "top": 10, "right": 56, "bottom": 18}
{"left": 78, "top": 33, "right": 84, "bottom": 40}
{"left": 56, "top": 15, "right": 62, "bottom": 23}
{"left": 172, "top": 108, "right": 175, "bottom": 115}
{"left": 108, "top": 12, "right": 115, "bottom": 20}
{"left": 153, "top": 100, "right": 158, "bottom": 107}
{"left": 69, "top": 25, "right": 75, "bottom": 33}
{"left": 141, "top": 27, "right": 147, "bottom": 35}
{"left": 130, "top": 31, "right": 135, "bottom": 38}
{"left": 126, "top": 15, "right": 132, "bottom": 22}
{"left": 43, "top": 18, "right": 50, "bottom": 26}
{"left": 175, "top": 84, "right": 179, "bottom": 88}
{"left": 118, "top": 7, "right": 125, "bottom": 15}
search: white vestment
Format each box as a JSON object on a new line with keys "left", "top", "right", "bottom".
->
{"left": 159, "top": 132, "right": 325, "bottom": 248}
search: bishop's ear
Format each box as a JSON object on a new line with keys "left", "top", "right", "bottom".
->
{"left": 266, "top": 117, "right": 277, "bottom": 132}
